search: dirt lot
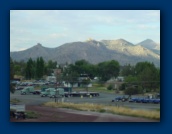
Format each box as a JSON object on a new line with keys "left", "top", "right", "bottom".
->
{"left": 10, "top": 105, "right": 159, "bottom": 122}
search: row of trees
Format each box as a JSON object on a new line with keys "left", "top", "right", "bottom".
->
{"left": 10, "top": 57, "right": 58, "bottom": 80}
{"left": 11, "top": 57, "right": 160, "bottom": 84}
{"left": 120, "top": 62, "right": 160, "bottom": 94}
{"left": 62, "top": 59, "right": 120, "bottom": 82}
{"left": 10, "top": 57, "right": 160, "bottom": 94}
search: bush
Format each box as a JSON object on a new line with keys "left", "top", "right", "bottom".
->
{"left": 107, "top": 84, "right": 114, "bottom": 90}
{"left": 119, "top": 83, "right": 126, "bottom": 90}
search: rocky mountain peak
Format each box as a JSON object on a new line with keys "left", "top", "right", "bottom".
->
{"left": 136, "top": 39, "right": 159, "bottom": 50}
{"left": 10, "top": 38, "right": 160, "bottom": 67}
{"left": 35, "top": 43, "right": 42, "bottom": 47}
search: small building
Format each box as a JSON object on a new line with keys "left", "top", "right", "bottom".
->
{"left": 46, "top": 76, "right": 56, "bottom": 83}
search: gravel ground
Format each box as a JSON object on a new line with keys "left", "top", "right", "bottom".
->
{"left": 10, "top": 105, "right": 159, "bottom": 122}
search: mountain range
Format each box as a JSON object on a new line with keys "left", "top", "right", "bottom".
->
{"left": 10, "top": 39, "right": 160, "bottom": 67}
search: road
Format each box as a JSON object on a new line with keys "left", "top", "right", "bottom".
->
{"left": 10, "top": 90, "right": 160, "bottom": 111}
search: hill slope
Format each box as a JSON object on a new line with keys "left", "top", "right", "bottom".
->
{"left": 136, "top": 39, "right": 160, "bottom": 54}
{"left": 10, "top": 39, "right": 160, "bottom": 66}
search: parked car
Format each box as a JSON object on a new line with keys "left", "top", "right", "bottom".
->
{"left": 32, "top": 90, "right": 41, "bottom": 95}
{"left": 112, "top": 96, "right": 128, "bottom": 102}
{"left": 112, "top": 96, "right": 122, "bottom": 102}
{"left": 129, "top": 98, "right": 137, "bottom": 102}
{"left": 129, "top": 97, "right": 143, "bottom": 103}
{"left": 141, "top": 98, "right": 150, "bottom": 103}
{"left": 147, "top": 98, "right": 155, "bottom": 103}
{"left": 153, "top": 99, "right": 160, "bottom": 104}
{"left": 16, "top": 82, "right": 33, "bottom": 90}
{"left": 136, "top": 98, "right": 144, "bottom": 103}
{"left": 40, "top": 88, "right": 55, "bottom": 97}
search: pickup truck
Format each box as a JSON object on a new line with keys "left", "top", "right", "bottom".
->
{"left": 40, "top": 88, "right": 55, "bottom": 97}
{"left": 20, "top": 86, "right": 40, "bottom": 95}
{"left": 49, "top": 88, "right": 64, "bottom": 98}
{"left": 21, "top": 86, "right": 35, "bottom": 95}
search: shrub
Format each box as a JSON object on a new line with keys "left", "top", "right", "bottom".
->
{"left": 25, "top": 111, "right": 40, "bottom": 119}
{"left": 119, "top": 83, "right": 126, "bottom": 90}
{"left": 107, "top": 84, "right": 114, "bottom": 90}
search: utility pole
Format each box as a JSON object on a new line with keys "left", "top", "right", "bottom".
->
{"left": 55, "top": 89, "right": 56, "bottom": 102}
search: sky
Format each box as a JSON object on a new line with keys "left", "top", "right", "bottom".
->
{"left": 10, "top": 10, "right": 160, "bottom": 52}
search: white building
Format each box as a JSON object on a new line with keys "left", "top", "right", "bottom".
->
{"left": 46, "top": 76, "right": 56, "bottom": 82}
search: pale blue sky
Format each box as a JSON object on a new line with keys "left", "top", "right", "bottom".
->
{"left": 10, "top": 10, "right": 160, "bottom": 51}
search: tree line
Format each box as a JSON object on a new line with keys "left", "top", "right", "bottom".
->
{"left": 10, "top": 57, "right": 57, "bottom": 80}
{"left": 10, "top": 57, "right": 160, "bottom": 94}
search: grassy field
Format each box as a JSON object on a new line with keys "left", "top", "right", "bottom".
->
{"left": 44, "top": 102, "right": 160, "bottom": 120}
{"left": 10, "top": 98, "right": 21, "bottom": 104}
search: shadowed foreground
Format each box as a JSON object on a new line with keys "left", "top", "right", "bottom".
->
{"left": 10, "top": 105, "right": 159, "bottom": 122}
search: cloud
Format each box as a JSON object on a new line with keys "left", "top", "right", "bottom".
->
{"left": 49, "top": 33, "right": 67, "bottom": 38}
{"left": 137, "top": 24, "right": 159, "bottom": 30}
{"left": 10, "top": 10, "right": 160, "bottom": 51}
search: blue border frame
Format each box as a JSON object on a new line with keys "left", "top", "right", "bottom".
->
{"left": 1, "top": 0, "right": 171, "bottom": 134}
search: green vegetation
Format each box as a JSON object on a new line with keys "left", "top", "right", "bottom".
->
{"left": 107, "top": 84, "right": 114, "bottom": 90}
{"left": 25, "top": 111, "right": 40, "bottom": 119}
{"left": 10, "top": 98, "right": 21, "bottom": 104}
{"left": 124, "top": 86, "right": 143, "bottom": 96}
{"left": 122, "top": 62, "right": 160, "bottom": 95}
{"left": 10, "top": 56, "right": 57, "bottom": 80}
{"left": 44, "top": 102, "right": 160, "bottom": 120}
{"left": 10, "top": 56, "right": 160, "bottom": 95}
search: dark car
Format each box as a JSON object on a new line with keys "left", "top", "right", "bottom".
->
{"left": 129, "top": 97, "right": 144, "bottom": 103}
{"left": 112, "top": 96, "right": 122, "bottom": 102}
{"left": 136, "top": 98, "right": 144, "bottom": 103}
{"left": 112, "top": 96, "right": 128, "bottom": 102}
{"left": 141, "top": 98, "right": 150, "bottom": 103}
{"left": 129, "top": 98, "right": 139, "bottom": 102}
{"left": 153, "top": 99, "right": 160, "bottom": 104}
{"left": 32, "top": 90, "right": 41, "bottom": 95}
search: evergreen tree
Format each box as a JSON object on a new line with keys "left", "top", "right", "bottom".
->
{"left": 25, "top": 58, "right": 34, "bottom": 79}
{"left": 10, "top": 57, "right": 15, "bottom": 93}
{"left": 35, "top": 57, "right": 45, "bottom": 79}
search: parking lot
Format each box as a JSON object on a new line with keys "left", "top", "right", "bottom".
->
{"left": 10, "top": 90, "right": 160, "bottom": 111}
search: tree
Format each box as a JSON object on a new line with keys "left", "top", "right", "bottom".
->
{"left": 136, "top": 62, "right": 160, "bottom": 91}
{"left": 10, "top": 57, "right": 14, "bottom": 80}
{"left": 45, "top": 60, "right": 57, "bottom": 76}
{"left": 125, "top": 75, "right": 138, "bottom": 83}
{"left": 10, "top": 57, "right": 15, "bottom": 93}
{"left": 119, "top": 83, "right": 126, "bottom": 91}
{"left": 35, "top": 57, "right": 45, "bottom": 79}
{"left": 124, "top": 86, "right": 142, "bottom": 96}
{"left": 98, "top": 60, "right": 120, "bottom": 81}
{"left": 121, "top": 64, "right": 135, "bottom": 76}
{"left": 25, "top": 58, "right": 35, "bottom": 79}
{"left": 67, "top": 71, "right": 79, "bottom": 88}
{"left": 81, "top": 78, "right": 91, "bottom": 93}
